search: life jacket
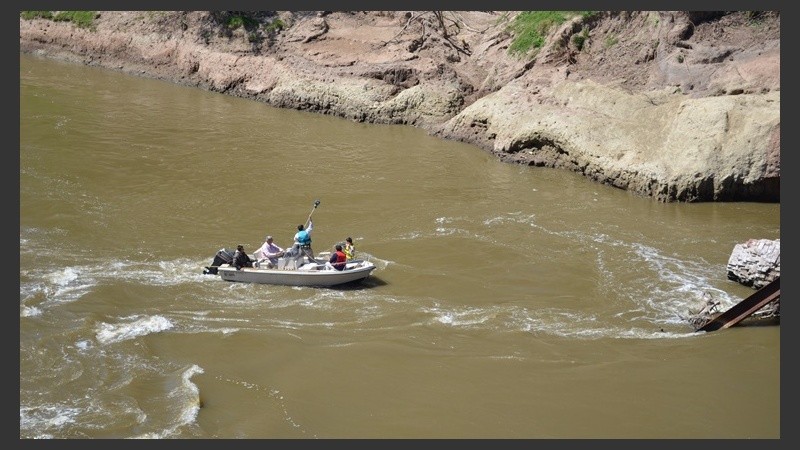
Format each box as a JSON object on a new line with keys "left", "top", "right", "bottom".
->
{"left": 333, "top": 250, "right": 346, "bottom": 270}
{"left": 296, "top": 230, "right": 311, "bottom": 245}
{"left": 344, "top": 245, "right": 355, "bottom": 260}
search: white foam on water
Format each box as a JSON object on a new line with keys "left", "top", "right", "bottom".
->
{"left": 20, "top": 255, "right": 230, "bottom": 317}
{"left": 131, "top": 364, "right": 204, "bottom": 439}
{"left": 21, "top": 305, "right": 42, "bottom": 317}
{"left": 43, "top": 267, "right": 96, "bottom": 304}
{"left": 429, "top": 306, "right": 494, "bottom": 326}
{"left": 49, "top": 267, "right": 79, "bottom": 285}
{"left": 96, "top": 315, "right": 174, "bottom": 345}
{"left": 19, "top": 404, "right": 80, "bottom": 435}
{"left": 19, "top": 266, "right": 96, "bottom": 308}
{"left": 96, "top": 257, "right": 218, "bottom": 286}
{"left": 477, "top": 212, "right": 747, "bottom": 334}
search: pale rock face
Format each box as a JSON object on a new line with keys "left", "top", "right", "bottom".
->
{"left": 727, "top": 239, "right": 780, "bottom": 289}
{"left": 19, "top": 10, "right": 780, "bottom": 202}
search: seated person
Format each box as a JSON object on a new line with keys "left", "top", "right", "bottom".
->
{"left": 232, "top": 245, "right": 254, "bottom": 270}
{"left": 344, "top": 236, "right": 356, "bottom": 260}
{"left": 256, "top": 235, "right": 284, "bottom": 268}
{"left": 324, "top": 244, "right": 347, "bottom": 271}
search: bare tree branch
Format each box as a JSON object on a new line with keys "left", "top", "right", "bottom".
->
{"left": 378, "top": 11, "right": 426, "bottom": 47}
{"left": 375, "top": 11, "right": 473, "bottom": 56}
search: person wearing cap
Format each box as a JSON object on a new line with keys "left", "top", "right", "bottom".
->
{"left": 232, "top": 244, "right": 254, "bottom": 270}
{"left": 343, "top": 236, "right": 356, "bottom": 260}
{"left": 256, "top": 235, "right": 285, "bottom": 269}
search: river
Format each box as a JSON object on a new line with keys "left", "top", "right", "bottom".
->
{"left": 19, "top": 53, "right": 780, "bottom": 438}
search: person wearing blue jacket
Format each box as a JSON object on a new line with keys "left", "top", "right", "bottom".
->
{"left": 293, "top": 220, "right": 315, "bottom": 262}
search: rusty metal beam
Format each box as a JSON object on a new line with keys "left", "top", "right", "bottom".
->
{"left": 697, "top": 277, "right": 780, "bottom": 333}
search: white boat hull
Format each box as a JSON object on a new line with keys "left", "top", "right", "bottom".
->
{"left": 217, "top": 260, "right": 376, "bottom": 287}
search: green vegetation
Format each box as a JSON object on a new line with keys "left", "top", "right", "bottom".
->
{"left": 571, "top": 27, "right": 590, "bottom": 51}
{"left": 21, "top": 10, "right": 96, "bottom": 29}
{"left": 745, "top": 11, "right": 764, "bottom": 21}
{"left": 604, "top": 35, "right": 618, "bottom": 48}
{"left": 54, "top": 11, "right": 97, "bottom": 29}
{"left": 20, "top": 11, "right": 53, "bottom": 20}
{"left": 223, "top": 14, "right": 284, "bottom": 42}
{"left": 745, "top": 11, "right": 770, "bottom": 27}
{"left": 145, "top": 11, "right": 168, "bottom": 20}
{"left": 225, "top": 14, "right": 258, "bottom": 30}
{"left": 264, "top": 18, "right": 285, "bottom": 33}
{"left": 508, "top": 11, "right": 595, "bottom": 56}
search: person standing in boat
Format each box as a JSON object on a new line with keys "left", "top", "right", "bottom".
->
{"left": 256, "top": 235, "right": 284, "bottom": 269}
{"left": 232, "top": 245, "right": 254, "bottom": 270}
{"left": 325, "top": 244, "right": 347, "bottom": 271}
{"left": 293, "top": 221, "right": 315, "bottom": 262}
{"left": 344, "top": 236, "right": 356, "bottom": 260}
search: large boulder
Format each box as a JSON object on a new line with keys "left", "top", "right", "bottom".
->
{"left": 686, "top": 238, "right": 780, "bottom": 330}
{"left": 726, "top": 238, "right": 780, "bottom": 288}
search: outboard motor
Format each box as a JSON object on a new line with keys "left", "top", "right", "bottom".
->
{"left": 203, "top": 248, "right": 234, "bottom": 275}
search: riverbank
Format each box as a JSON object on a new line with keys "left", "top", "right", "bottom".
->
{"left": 19, "top": 11, "right": 780, "bottom": 202}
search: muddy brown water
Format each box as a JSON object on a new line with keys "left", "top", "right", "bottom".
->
{"left": 20, "top": 54, "right": 779, "bottom": 438}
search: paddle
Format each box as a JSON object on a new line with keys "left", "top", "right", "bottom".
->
{"left": 305, "top": 199, "right": 321, "bottom": 228}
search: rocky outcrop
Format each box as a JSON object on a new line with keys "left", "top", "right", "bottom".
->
{"left": 18, "top": 11, "right": 780, "bottom": 202}
{"left": 685, "top": 238, "right": 780, "bottom": 330}
{"left": 436, "top": 82, "right": 779, "bottom": 202}
{"left": 727, "top": 238, "right": 780, "bottom": 289}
